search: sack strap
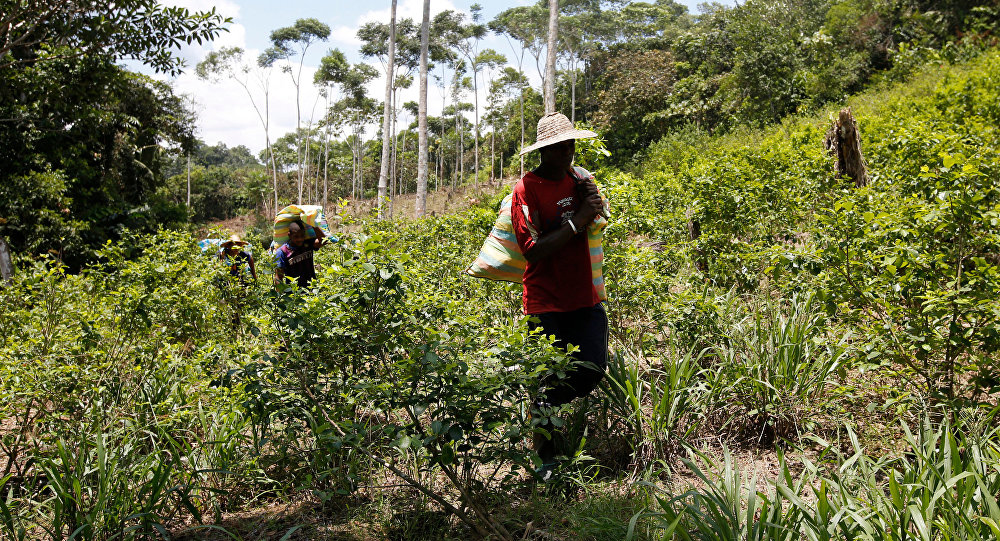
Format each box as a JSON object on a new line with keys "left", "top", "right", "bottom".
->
{"left": 568, "top": 165, "right": 593, "bottom": 182}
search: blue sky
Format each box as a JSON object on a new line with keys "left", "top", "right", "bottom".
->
{"left": 154, "top": 0, "right": 732, "bottom": 153}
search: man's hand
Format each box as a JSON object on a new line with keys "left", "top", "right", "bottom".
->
{"left": 577, "top": 178, "right": 600, "bottom": 197}
{"left": 575, "top": 175, "right": 605, "bottom": 220}
{"left": 574, "top": 194, "right": 604, "bottom": 227}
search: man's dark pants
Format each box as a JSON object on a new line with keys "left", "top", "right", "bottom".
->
{"left": 529, "top": 302, "right": 609, "bottom": 408}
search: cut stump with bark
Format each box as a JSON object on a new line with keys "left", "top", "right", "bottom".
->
{"left": 824, "top": 107, "right": 869, "bottom": 187}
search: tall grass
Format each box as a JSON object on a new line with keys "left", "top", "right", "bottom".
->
{"left": 640, "top": 412, "right": 1000, "bottom": 541}
{"left": 713, "top": 293, "right": 848, "bottom": 442}
{"left": 603, "top": 344, "right": 708, "bottom": 470}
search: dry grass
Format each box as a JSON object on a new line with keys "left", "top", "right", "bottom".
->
{"left": 205, "top": 179, "right": 518, "bottom": 240}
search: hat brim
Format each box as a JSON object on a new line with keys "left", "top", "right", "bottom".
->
{"left": 221, "top": 240, "right": 247, "bottom": 247}
{"left": 519, "top": 128, "right": 598, "bottom": 156}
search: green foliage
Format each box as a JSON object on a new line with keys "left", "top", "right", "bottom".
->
{"left": 0, "top": 230, "right": 265, "bottom": 536}
{"left": 6, "top": 31, "right": 1000, "bottom": 540}
{"left": 815, "top": 52, "right": 1000, "bottom": 405}
{"left": 574, "top": 125, "right": 612, "bottom": 171}
{"left": 0, "top": 1, "right": 230, "bottom": 75}
{"left": 0, "top": 55, "right": 197, "bottom": 268}
{"left": 603, "top": 345, "right": 707, "bottom": 464}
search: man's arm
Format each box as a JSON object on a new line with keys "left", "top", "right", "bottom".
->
{"left": 523, "top": 192, "right": 603, "bottom": 263}
{"left": 274, "top": 249, "right": 285, "bottom": 287}
{"left": 247, "top": 252, "right": 258, "bottom": 281}
{"left": 311, "top": 225, "right": 326, "bottom": 250}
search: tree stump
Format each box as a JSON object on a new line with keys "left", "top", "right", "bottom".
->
{"left": 824, "top": 107, "right": 869, "bottom": 187}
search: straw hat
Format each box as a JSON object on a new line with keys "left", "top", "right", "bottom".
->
{"left": 519, "top": 112, "right": 597, "bottom": 155}
{"left": 221, "top": 234, "right": 247, "bottom": 248}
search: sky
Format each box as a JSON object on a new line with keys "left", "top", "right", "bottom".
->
{"left": 144, "top": 0, "right": 732, "bottom": 155}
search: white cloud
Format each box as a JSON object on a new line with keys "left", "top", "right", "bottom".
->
{"left": 328, "top": 25, "right": 362, "bottom": 47}
{"left": 358, "top": 0, "right": 460, "bottom": 26}
{"left": 176, "top": 56, "right": 327, "bottom": 153}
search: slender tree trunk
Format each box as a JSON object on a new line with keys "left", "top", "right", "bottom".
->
{"left": 295, "top": 77, "right": 303, "bottom": 204}
{"left": 473, "top": 66, "right": 480, "bottom": 184}
{"left": 453, "top": 106, "right": 465, "bottom": 189}
{"left": 186, "top": 153, "right": 191, "bottom": 207}
{"left": 416, "top": 0, "right": 430, "bottom": 218}
{"left": 359, "top": 127, "right": 366, "bottom": 199}
{"left": 264, "top": 88, "right": 279, "bottom": 213}
{"left": 519, "top": 79, "right": 525, "bottom": 178}
{"left": 442, "top": 62, "right": 448, "bottom": 187}
{"left": 377, "top": 0, "right": 398, "bottom": 219}
{"left": 389, "top": 90, "right": 397, "bottom": 218}
{"left": 544, "top": 0, "right": 558, "bottom": 114}
{"left": 323, "top": 88, "right": 330, "bottom": 211}
{"left": 0, "top": 235, "right": 12, "bottom": 284}
{"left": 303, "top": 126, "right": 312, "bottom": 202}
{"left": 396, "top": 126, "right": 408, "bottom": 196}
{"left": 570, "top": 60, "right": 577, "bottom": 122}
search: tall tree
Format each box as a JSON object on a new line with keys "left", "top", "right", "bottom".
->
{"left": 359, "top": 15, "right": 420, "bottom": 216}
{"left": 478, "top": 49, "right": 508, "bottom": 183}
{"left": 315, "top": 49, "right": 351, "bottom": 211}
{"left": 377, "top": 0, "right": 399, "bottom": 219}
{"left": 545, "top": 0, "right": 559, "bottom": 113}
{"left": 491, "top": 5, "right": 547, "bottom": 172}
{"left": 416, "top": 0, "right": 431, "bottom": 218}
{"left": 196, "top": 47, "right": 280, "bottom": 214}
{"left": 0, "top": 1, "right": 227, "bottom": 267}
{"left": 336, "top": 64, "right": 378, "bottom": 199}
{"left": 455, "top": 5, "right": 488, "bottom": 184}
{"left": 261, "top": 18, "right": 330, "bottom": 204}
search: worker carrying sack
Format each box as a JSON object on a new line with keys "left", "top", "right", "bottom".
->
{"left": 270, "top": 204, "right": 337, "bottom": 250}
{"left": 466, "top": 166, "right": 608, "bottom": 301}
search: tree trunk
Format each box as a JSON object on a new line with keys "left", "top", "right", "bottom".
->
{"left": 0, "top": 235, "right": 13, "bottom": 284}
{"left": 323, "top": 88, "right": 331, "bottom": 211}
{"left": 519, "top": 57, "right": 525, "bottom": 177}
{"left": 473, "top": 67, "right": 480, "bottom": 185}
{"left": 303, "top": 120, "right": 313, "bottom": 202}
{"left": 186, "top": 153, "right": 191, "bottom": 207}
{"left": 459, "top": 110, "right": 464, "bottom": 186}
{"left": 416, "top": 0, "right": 430, "bottom": 218}
{"left": 377, "top": 0, "right": 398, "bottom": 219}
{"left": 570, "top": 58, "right": 577, "bottom": 122}
{"left": 389, "top": 89, "right": 397, "bottom": 218}
{"left": 544, "top": 0, "right": 558, "bottom": 114}
{"left": 824, "top": 107, "right": 869, "bottom": 187}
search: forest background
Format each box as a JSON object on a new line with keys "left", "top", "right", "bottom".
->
{"left": 2, "top": 0, "right": 1000, "bottom": 539}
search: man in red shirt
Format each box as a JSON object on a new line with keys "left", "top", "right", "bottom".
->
{"left": 511, "top": 112, "right": 608, "bottom": 477}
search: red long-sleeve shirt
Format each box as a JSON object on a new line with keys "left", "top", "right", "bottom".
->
{"left": 510, "top": 171, "right": 600, "bottom": 315}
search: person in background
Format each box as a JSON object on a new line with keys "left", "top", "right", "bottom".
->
{"left": 218, "top": 234, "right": 257, "bottom": 285}
{"left": 274, "top": 219, "right": 325, "bottom": 288}
{"left": 510, "top": 112, "right": 609, "bottom": 481}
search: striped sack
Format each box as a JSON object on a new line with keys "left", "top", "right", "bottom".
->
{"left": 271, "top": 204, "right": 337, "bottom": 249}
{"left": 465, "top": 193, "right": 527, "bottom": 283}
{"left": 466, "top": 170, "right": 608, "bottom": 301}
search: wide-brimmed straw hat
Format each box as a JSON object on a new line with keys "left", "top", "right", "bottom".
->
{"left": 519, "top": 112, "right": 597, "bottom": 155}
{"left": 221, "top": 234, "right": 247, "bottom": 248}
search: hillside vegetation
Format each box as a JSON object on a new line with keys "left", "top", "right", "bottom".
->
{"left": 2, "top": 45, "right": 999, "bottom": 539}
